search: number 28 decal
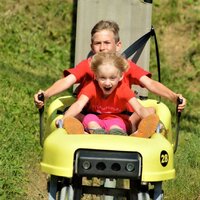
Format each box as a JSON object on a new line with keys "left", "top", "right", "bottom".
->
{"left": 160, "top": 150, "right": 169, "bottom": 167}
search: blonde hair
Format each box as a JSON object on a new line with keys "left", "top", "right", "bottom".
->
{"left": 91, "top": 52, "right": 128, "bottom": 76}
{"left": 91, "top": 20, "right": 120, "bottom": 43}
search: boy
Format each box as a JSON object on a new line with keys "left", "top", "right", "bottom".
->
{"left": 34, "top": 20, "right": 186, "bottom": 130}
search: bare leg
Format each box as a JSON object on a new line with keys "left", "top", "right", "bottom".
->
{"left": 76, "top": 113, "right": 85, "bottom": 122}
{"left": 109, "top": 125, "right": 124, "bottom": 130}
{"left": 130, "top": 114, "right": 160, "bottom": 138}
{"left": 129, "top": 112, "right": 141, "bottom": 133}
{"left": 87, "top": 121, "right": 107, "bottom": 134}
{"left": 129, "top": 107, "right": 156, "bottom": 133}
{"left": 87, "top": 121, "right": 102, "bottom": 130}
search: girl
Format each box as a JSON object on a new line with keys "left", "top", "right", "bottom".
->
{"left": 62, "top": 52, "right": 159, "bottom": 137}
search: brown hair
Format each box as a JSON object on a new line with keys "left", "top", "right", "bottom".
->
{"left": 91, "top": 20, "right": 120, "bottom": 43}
{"left": 91, "top": 52, "right": 128, "bottom": 76}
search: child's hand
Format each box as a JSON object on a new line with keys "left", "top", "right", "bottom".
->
{"left": 34, "top": 90, "right": 45, "bottom": 109}
{"left": 177, "top": 94, "right": 186, "bottom": 112}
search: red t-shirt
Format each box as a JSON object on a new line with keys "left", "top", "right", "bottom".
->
{"left": 79, "top": 80, "right": 135, "bottom": 131}
{"left": 79, "top": 80, "right": 135, "bottom": 115}
{"left": 63, "top": 58, "right": 151, "bottom": 93}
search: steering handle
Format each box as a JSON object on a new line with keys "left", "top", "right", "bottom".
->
{"left": 177, "top": 97, "right": 183, "bottom": 105}
{"left": 174, "top": 97, "right": 183, "bottom": 153}
{"left": 38, "top": 93, "right": 44, "bottom": 113}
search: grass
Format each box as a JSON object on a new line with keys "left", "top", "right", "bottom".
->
{"left": 0, "top": 0, "right": 72, "bottom": 199}
{"left": 150, "top": 1, "right": 200, "bottom": 199}
{"left": 0, "top": 0, "right": 199, "bottom": 199}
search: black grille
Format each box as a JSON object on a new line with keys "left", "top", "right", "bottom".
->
{"left": 74, "top": 149, "right": 141, "bottom": 179}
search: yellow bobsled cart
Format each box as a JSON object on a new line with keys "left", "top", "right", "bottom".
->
{"left": 38, "top": 94, "right": 182, "bottom": 200}
{"left": 38, "top": 2, "right": 183, "bottom": 199}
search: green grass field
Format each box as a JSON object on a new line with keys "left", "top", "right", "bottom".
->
{"left": 0, "top": 0, "right": 199, "bottom": 199}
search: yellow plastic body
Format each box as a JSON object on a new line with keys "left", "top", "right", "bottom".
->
{"left": 45, "top": 96, "right": 76, "bottom": 139}
{"left": 41, "top": 96, "right": 175, "bottom": 182}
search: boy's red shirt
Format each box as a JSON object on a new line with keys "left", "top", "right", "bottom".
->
{"left": 63, "top": 58, "right": 151, "bottom": 94}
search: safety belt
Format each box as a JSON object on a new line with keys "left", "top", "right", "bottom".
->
{"left": 89, "top": 26, "right": 160, "bottom": 83}
{"left": 122, "top": 26, "right": 161, "bottom": 83}
{"left": 88, "top": 26, "right": 160, "bottom": 82}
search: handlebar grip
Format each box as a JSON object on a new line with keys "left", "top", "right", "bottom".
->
{"left": 177, "top": 97, "right": 183, "bottom": 115}
{"left": 174, "top": 97, "right": 183, "bottom": 153}
{"left": 177, "top": 97, "right": 183, "bottom": 105}
{"left": 57, "top": 119, "right": 63, "bottom": 128}
{"left": 38, "top": 93, "right": 44, "bottom": 101}
{"left": 38, "top": 93, "right": 44, "bottom": 113}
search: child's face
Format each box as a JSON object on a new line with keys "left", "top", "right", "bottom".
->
{"left": 95, "top": 64, "right": 123, "bottom": 96}
{"left": 91, "top": 30, "right": 121, "bottom": 54}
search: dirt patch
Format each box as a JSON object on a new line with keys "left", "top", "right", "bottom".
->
{"left": 161, "top": 24, "right": 190, "bottom": 68}
{"left": 26, "top": 162, "right": 48, "bottom": 199}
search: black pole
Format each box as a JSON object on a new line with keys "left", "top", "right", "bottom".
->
{"left": 38, "top": 93, "right": 44, "bottom": 147}
{"left": 174, "top": 97, "right": 183, "bottom": 153}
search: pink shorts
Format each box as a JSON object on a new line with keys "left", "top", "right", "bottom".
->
{"left": 82, "top": 114, "right": 127, "bottom": 132}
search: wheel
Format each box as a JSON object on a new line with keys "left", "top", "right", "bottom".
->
{"left": 103, "top": 178, "right": 117, "bottom": 200}
{"left": 138, "top": 192, "right": 151, "bottom": 200}
{"left": 72, "top": 175, "right": 83, "bottom": 200}
{"left": 48, "top": 175, "right": 57, "bottom": 200}
{"left": 48, "top": 175, "right": 74, "bottom": 200}
{"left": 129, "top": 180, "right": 140, "bottom": 200}
{"left": 59, "top": 185, "right": 74, "bottom": 200}
{"left": 152, "top": 182, "right": 163, "bottom": 200}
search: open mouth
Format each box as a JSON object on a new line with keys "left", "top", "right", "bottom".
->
{"left": 103, "top": 87, "right": 112, "bottom": 92}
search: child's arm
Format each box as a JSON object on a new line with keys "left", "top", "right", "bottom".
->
{"left": 44, "top": 74, "right": 76, "bottom": 99}
{"left": 63, "top": 94, "right": 89, "bottom": 120}
{"left": 139, "top": 76, "right": 186, "bottom": 112}
{"left": 34, "top": 74, "right": 77, "bottom": 108}
{"left": 128, "top": 97, "right": 151, "bottom": 119}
